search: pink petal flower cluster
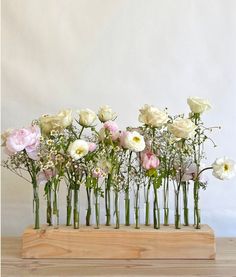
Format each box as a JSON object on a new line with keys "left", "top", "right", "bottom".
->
{"left": 141, "top": 150, "right": 160, "bottom": 170}
{"left": 36, "top": 169, "right": 56, "bottom": 185}
{"left": 5, "top": 126, "right": 41, "bottom": 160}
{"left": 100, "top": 121, "right": 119, "bottom": 141}
{"left": 92, "top": 167, "right": 105, "bottom": 178}
{"left": 88, "top": 142, "right": 97, "bottom": 152}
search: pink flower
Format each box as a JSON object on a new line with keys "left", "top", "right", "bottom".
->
{"left": 181, "top": 163, "right": 207, "bottom": 182}
{"left": 141, "top": 150, "right": 160, "bottom": 170}
{"left": 37, "top": 169, "right": 56, "bottom": 185}
{"left": 88, "top": 142, "right": 97, "bottom": 152}
{"left": 99, "top": 121, "right": 119, "bottom": 141}
{"left": 5, "top": 126, "right": 41, "bottom": 160}
{"left": 104, "top": 121, "right": 119, "bottom": 133}
{"left": 92, "top": 168, "right": 104, "bottom": 178}
{"left": 119, "top": 131, "right": 130, "bottom": 148}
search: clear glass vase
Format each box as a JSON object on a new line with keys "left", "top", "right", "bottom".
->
{"left": 182, "top": 182, "right": 189, "bottom": 226}
{"left": 93, "top": 193, "right": 100, "bottom": 229}
{"left": 153, "top": 187, "right": 160, "bottom": 229}
{"left": 52, "top": 189, "right": 59, "bottom": 229}
{"left": 194, "top": 181, "right": 201, "bottom": 229}
{"left": 144, "top": 185, "right": 151, "bottom": 226}
{"left": 86, "top": 187, "right": 92, "bottom": 226}
{"left": 174, "top": 190, "right": 181, "bottom": 229}
{"left": 66, "top": 186, "right": 72, "bottom": 226}
{"left": 33, "top": 185, "right": 40, "bottom": 229}
{"left": 114, "top": 191, "right": 120, "bottom": 229}
{"left": 124, "top": 189, "right": 130, "bottom": 226}
{"left": 73, "top": 189, "right": 80, "bottom": 229}
{"left": 134, "top": 186, "right": 140, "bottom": 229}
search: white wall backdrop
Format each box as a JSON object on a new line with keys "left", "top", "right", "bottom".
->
{"left": 1, "top": 0, "right": 236, "bottom": 236}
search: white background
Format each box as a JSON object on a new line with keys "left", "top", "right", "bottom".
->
{"left": 1, "top": 0, "right": 236, "bottom": 236}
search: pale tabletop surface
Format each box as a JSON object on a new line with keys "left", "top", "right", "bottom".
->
{"left": 1, "top": 237, "right": 236, "bottom": 277}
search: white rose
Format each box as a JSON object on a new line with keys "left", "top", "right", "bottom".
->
{"left": 78, "top": 109, "right": 97, "bottom": 127}
{"left": 168, "top": 118, "right": 196, "bottom": 139}
{"left": 212, "top": 157, "right": 236, "bottom": 180}
{"left": 187, "top": 97, "right": 211, "bottom": 114}
{"left": 124, "top": 131, "right": 145, "bottom": 152}
{"left": 98, "top": 105, "right": 116, "bottom": 122}
{"left": 139, "top": 104, "right": 168, "bottom": 127}
{"left": 68, "top": 139, "right": 89, "bottom": 160}
{"left": 57, "top": 109, "right": 73, "bottom": 128}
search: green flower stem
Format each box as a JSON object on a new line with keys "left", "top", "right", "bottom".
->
{"left": 125, "top": 151, "right": 132, "bottom": 226}
{"left": 145, "top": 181, "right": 151, "bottom": 226}
{"left": 86, "top": 187, "right": 92, "bottom": 226}
{"left": 125, "top": 190, "right": 130, "bottom": 226}
{"left": 105, "top": 174, "right": 112, "bottom": 226}
{"left": 194, "top": 180, "right": 201, "bottom": 229}
{"left": 175, "top": 191, "right": 181, "bottom": 229}
{"left": 153, "top": 187, "right": 160, "bottom": 229}
{"left": 46, "top": 185, "right": 52, "bottom": 226}
{"left": 66, "top": 187, "right": 72, "bottom": 226}
{"left": 163, "top": 178, "right": 169, "bottom": 226}
{"left": 182, "top": 182, "right": 189, "bottom": 226}
{"left": 94, "top": 193, "right": 100, "bottom": 229}
{"left": 53, "top": 188, "right": 59, "bottom": 229}
{"left": 114, "top": 191, "right": 120, "bottom": 229}
{"left": 73, "top": 188, "right": 79, "bottom": 229}
{"left": 33, "top": 186, "right": 40, "bottom": 229}
{"left": 134, "top": 186, "right": 140, "bottom": 229}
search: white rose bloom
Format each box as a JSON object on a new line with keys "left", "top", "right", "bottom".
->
{"left": 68, "top": 139, "right": 89, "bottom": 160}
{"left": 124, "top": 131, "right": 145, "bottom": 152}
{"left": 78, "top": 109, "right": 97, "bottom": 127}
{"left": 139, "top": 104, "right": 168, "bottom": 127}
{"left": 212, "top": 157, "right": 236, "bottom": 180}
{"left": 168, "top": 118, "right": 196, "bottom": 139}
{"left": 1, "top": 128, "right": 13, "bottom": 146}
{"left": 57, "top": 109, "right": 73, "bottom": 128}
{"left": 187, "top": 97, "right": 211, "bottom": 114}
{"left": 98, "top": 105, "right": 116, "bottom": 122}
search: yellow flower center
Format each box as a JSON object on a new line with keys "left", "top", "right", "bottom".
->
{"left": 133, "top": 136, "right": 141, "bottom": 143}
{"left": 76, "top": 147, "right": 85, "bottom": 155}
{"left": 224, "top": 164, "right": 229, "bottom": 171}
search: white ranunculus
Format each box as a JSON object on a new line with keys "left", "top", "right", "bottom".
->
{"left": 68, "top": 139, "right": 89, "bottom": 160}
{"left": 98, "top": 105, "right": 116, "bottom": 122}
{"left": 212, "top": 157, "right": 236, "bottom": 180}
{"left": 78, "top": 109, "right": 97, "bottom": 127}
{"left": 57, "top": 109, "right": 73, "bottom": 128}
{"left": 187, "top": 97, "right": 211, "bottom": 114}
{"left": 168, "top": 118, "right": 196, "bottom": 139}
{"left": 124, "top": 131, "right": 145, "bottom": 152}
{"left": 139, "top": 104, "right": 168, "bottom": 127}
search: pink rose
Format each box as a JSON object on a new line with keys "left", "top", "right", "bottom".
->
{"left": 88, "top": 142, "right": 97, "bottom": 152}
{"left": 141, "top": 150, "right": 160, "bottom": 170}
{"left": 37, "top": 169, "right": 56, "bottom": 185}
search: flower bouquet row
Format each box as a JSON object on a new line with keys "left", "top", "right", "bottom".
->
{"left": 2, "top": 98, "right": 236, "bottom": 230}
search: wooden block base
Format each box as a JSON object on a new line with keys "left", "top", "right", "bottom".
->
{"left": 22, "top": 224, "right": 216, "bottom": 259}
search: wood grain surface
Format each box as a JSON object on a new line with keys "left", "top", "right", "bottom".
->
{"left": 1, "top": 237, "right": 236, "bottom": 277}
{"left": 22, "top": 224, "right": 215, "bottom": 259}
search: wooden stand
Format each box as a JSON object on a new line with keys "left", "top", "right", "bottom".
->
{"left": 22, "top": 224, "right": 216, "bottom": 259}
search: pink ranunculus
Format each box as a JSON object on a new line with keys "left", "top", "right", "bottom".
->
{"left": 141, "top": 150, "right": 160, "bottom": 170}
{"left": 119, "top": 131, "right": 130, "bottom": 148}
{"left": 92, "top": 168, "right": 104, "bottom": 178}
{"left": 101, "top": 120, "right": 119, "bottom": 141}
{"left": 25, "top": 126, "right": 41, "bottom": 160}
{"left": 5, "top": 125, "right": 41, "bottom": 160}
{"left": 88, "top": 142, "right": 97, "bottom": 152}
{"left": 6, "top": 128, "right": 33, "bottom": 153}
{"left": 36, "top": 169, "right": 56, "bottom": 185}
